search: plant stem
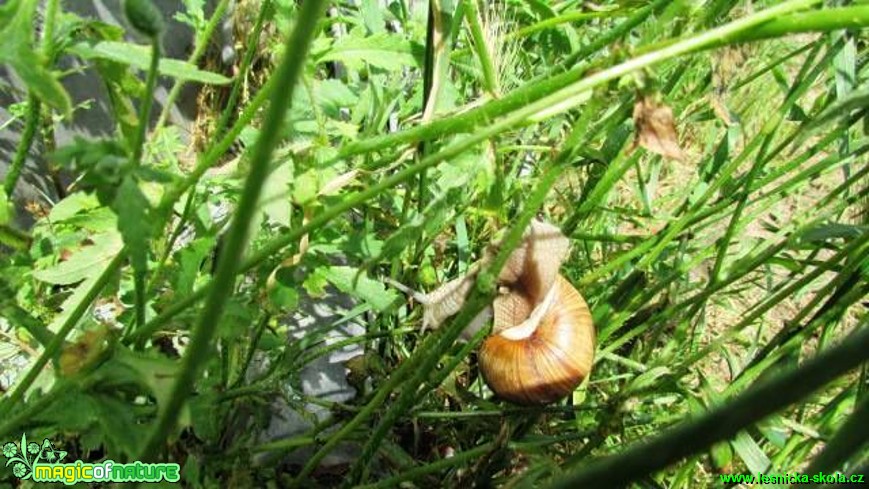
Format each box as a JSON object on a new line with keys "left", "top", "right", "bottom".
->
{"left": 137, "top": 0, "right": 328, "bottom": 461}
{"left": 546, "top": 323, "right": 869, "bottom": 489}
{"left": 4, "top": 97, "right": 41, "bottom": 197}
{"left": 464, "top": 0, "right": 499, "bottom": 97}
{"left": 132, "top": 40, "right": 161, "bottom": 167}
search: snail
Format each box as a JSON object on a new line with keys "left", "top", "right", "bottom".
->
{"left": 389, "top": 219, "right": 595, "bottom": 405}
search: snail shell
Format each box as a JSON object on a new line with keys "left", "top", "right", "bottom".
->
{"left": 479, "top": 275, "right": 595, "bottom": 405}
{"left": 399, "top": 219, "right": 596, "bottom": 405}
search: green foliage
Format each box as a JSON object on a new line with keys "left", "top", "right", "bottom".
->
{"left": 0, "top": 0, "right": 867, "bottom": 488}
{"left": 0, "top": 0, "right": 71, "bottom": 114}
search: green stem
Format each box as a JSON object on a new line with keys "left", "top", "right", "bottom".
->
{"left": 4, "top": 97, "right": 41, "bottom": 196}
{"left": 546, "top": 323, "right": 869, "bottom": 489}
{"left": 155, "top": 0, "right": 231, "bottom": 129}
{"left": 357, "top": 443, "right": 496, "bottom": 489}
{"left": 154, "top": 75, "right": 276, "bottom": 219}
{"left": 128, "top": 39, "right": 161, "bottom": 332}
{"left": 137, "top": 0, "right": 328, "bottom": 461}
{"left": 509, "top": 9, "right": 623, "bottom": 40}
{"left": 0, "top": 252, "right": 124, "bottom": 419}
{"left": 132, "top": 40, "right": 161, "bottom": 166}
{"left": 464, "top": 0, "right": 499, "bottom": 97}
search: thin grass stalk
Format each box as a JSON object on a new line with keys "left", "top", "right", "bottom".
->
{"left": 154, "top": 0, "right": 231, "bottom": 129}
{"left": 464, "top": 0, "right": 499, "bottom": 97}
{"left": 602, "top": 182, "right": 869, "bottom": 360}
{"left": 546, "top": 323, "right": 869, "bottom": 489}
{"left": 137, "top": 0, "right": 328, "bottom": 460}
{"left": 3, "top": 0, "right": 61, "bottom": 196}
{"left": 358, "top": 443, "right": 496, "bottom": 489}
{"left": 127, "top": 38, "right": 161, "bottom": 331}
{"left": 0, "top": 252, "right": 125, "bottom": 420}
{"left": 730, "top": 258, "right": 869, "bottom": 391}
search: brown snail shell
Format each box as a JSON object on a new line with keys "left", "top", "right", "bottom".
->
{"left": 394, "top": 219, "right": 595, "bottom": 405}
{"left": 479, "top": 275, "right": 595, "bottom": 405}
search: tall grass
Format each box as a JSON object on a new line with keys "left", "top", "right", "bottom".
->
{"left": 0, "top": 0, "right": 866, "bottom": 487}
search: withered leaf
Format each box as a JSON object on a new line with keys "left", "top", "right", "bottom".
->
{"left": 633, "top": 95, "right": 686, "bottom": 161}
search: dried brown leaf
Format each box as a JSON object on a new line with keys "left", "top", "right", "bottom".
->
{"left": 633, "top": 95, "right": 685, "bottom": 161}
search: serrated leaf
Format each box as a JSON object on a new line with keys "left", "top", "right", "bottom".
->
{"left": 113, "top": 176, "right": 152, "bottom": 274}
{"left": 99, "top": 347, "right": 188, "bottom": 428}
{"left": 91, "top": 393, "right": 148, "bottom": 457}
{"left": 32, "top": 232, "right": 123, "bottom": 285}
{"left": 70, "top": 41, "right": 231, "bottom": 85}
{"left": 317, "top": 31, "right": 421, "bottom": 71}
{"left": 315, "top": 266, "right": 398, "bottom": 312}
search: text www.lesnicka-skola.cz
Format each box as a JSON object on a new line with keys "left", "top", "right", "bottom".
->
{"left": 719, "top": 472, "right": 865, "bottom": 485}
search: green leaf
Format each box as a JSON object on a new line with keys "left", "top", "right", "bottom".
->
{"left": 269, "top": 268, "right": 300, "bottom": 311}
{"left": 291, "top": 167, "right": 338, "bottom": 205}
{"left": 31, "top": 232, "right": 123, "bottom": 285}
{"left": 113, "top": 176, "right": 152, "bottom": 274}
{"left": 99, "top": 347, "right": 188, "bottom": 427}
{"left": 92, "top": 393, "right": 149, "bottom": 457}
{"left": 314, "top": 79, "right": 360, "bottom": 117}
{"left": 731, "top": 431, "right": 771, "bottom": 474}
{"left": 315, "top": 266, "right": 398, "bottom": 312}
{"left": 316, "top": 31, "right": 421, "bottom": 71}
{"left": 48, "top": 192, "right": 101, "bottom": 223}
{"left": 70, "top": 41, "right": 231, "bottom": 85}
{"left": 799, "top": 222, "right": 867, "bottom": 244}
{"left": 0, "top": 0, "right": 72, "bottom": 114}
{"left": 174, "top": 237, "right": 216, "bottom": 297}
{"left": 259, "top": 161, "right": 292, "bottom": 226}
